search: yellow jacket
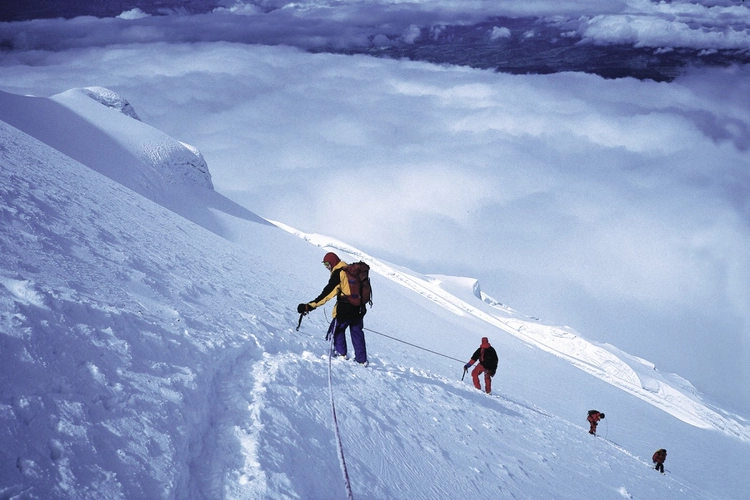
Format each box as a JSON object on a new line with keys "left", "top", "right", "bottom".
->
{"left": 308, "top": 261, "right": 361, "bottom": 319}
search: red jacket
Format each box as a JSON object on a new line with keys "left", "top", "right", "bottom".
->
{"left": 587, "top": 411, "right": 603, "bottom": 424}
{"left": 653, "top": 449, "right": 667, "bottom": 464}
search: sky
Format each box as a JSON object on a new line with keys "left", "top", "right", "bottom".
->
{"left": 2, "top": 83, "right": 750, "bottom": 499}
{"left": 0, "top": 0, "right": 749, "bottom": 417}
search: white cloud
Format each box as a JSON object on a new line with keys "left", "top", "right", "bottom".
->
{"left": 490, "top": 26, "right": 511, "bottom": 40}
{"left": 402, "top": 24, "right": 422, "bottom": 44}
{"left": 579, "top": 1, "right": 750, "bottom": 49}
{"left": 117, "top": 8, "right": 150, "bottom": 20}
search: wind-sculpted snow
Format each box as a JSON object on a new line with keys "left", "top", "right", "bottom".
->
{"left": 53, "top": 88, "right": 214, "bottom": 191}
{"left": 77, "top": 86, "right": 142, "bottom": 121}
{"left": 0, "top": 88, "right": 213, "bottom": 201}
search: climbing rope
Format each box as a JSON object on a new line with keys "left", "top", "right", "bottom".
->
{"left": 604, "top": 416, "right": 609, "bottom": 439}
{"left": 297, "top": 311, "right": 464, "bottom": 365}
{"left": 300, "top": 315, "right": 475, "bottom": 499}
{"left": 327, "top": 320, "right": 355, "bottom": 500}
{"left": 363, "top": 327, "right": 465, "bottom": 363}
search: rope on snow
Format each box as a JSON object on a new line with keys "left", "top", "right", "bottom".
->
{"left": 604, "top": 416, "right": 609, "bottom": 439}
{"left": 296, "top": 310, "right": 464, "bottom": 364}
{"left": 302, "top": 314, "right": 479, "bottom": 499}
{"left": 363, "top": 327, "right": 465, "bottom": 363}
{"left": 327, "top": 319, "right": 355, "bottom": 500}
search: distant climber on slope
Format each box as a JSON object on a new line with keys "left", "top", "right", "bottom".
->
{"left": 464, "top": 337, "right": 498, "bottom": 394}
{"left": 297, "top": 252, "right": 369, "bottom": 365}
{"left": 587, "top": 410, "right": 605, "bottom": 435}
{"left": 652, "top": 448, "right": 667, "bottom": 474}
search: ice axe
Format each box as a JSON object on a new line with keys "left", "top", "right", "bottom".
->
{"left": 296, "top": 303, "right": 316, "bottom": 331}
{"left": 296, "top": 311, "right": 307, "bottom": 331}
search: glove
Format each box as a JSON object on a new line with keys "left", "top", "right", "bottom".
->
{"left": 297, "top": 303, "right": 312, "bottom": 314}
{"left": 464, "top": 363, "right": 472, "bottom": 370}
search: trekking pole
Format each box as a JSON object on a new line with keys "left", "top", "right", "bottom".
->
{"left": 462, "top": 367, "right": 467, "bottom": 381}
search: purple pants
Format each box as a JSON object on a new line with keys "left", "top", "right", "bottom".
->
{"left": 329, "top": 317, "right": 367, "bottom": 363}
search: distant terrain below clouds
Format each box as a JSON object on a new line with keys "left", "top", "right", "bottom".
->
{"left": 2, "top": 0, "right": 750, "bottom": 81}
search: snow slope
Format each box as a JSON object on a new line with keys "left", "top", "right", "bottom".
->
{"left": 1, "top": 89, "right": 749, "bottom": 499}
{"left": 0, "top": 87, "right": 270, "bottom": 239}
{"left": 275, "top": 223, "right": 750, "bottom": 443}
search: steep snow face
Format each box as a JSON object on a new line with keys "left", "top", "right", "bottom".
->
{"left": 51, "top": 88, "right": 214, "bottom": 191}
{"left": 0, "top": 120, "right": 250, "bottom": 498}
{"left": 0, "top": 88, "right": 213, "bottom": 201}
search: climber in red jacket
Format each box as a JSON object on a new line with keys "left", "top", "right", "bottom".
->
{"left": 652, "top": 449, "right": 667, "bottom": 473}
{"left": 464, "top": 337, "right": 499, "bottom": 394}
{"left": 587, "top": 410, "right": 605, "bottom": 435}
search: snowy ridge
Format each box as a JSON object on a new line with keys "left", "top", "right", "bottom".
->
{"left": 50, "top": 88, "right": 214, "bottom": 191}
{"left": 273, "top": 221, "right": 750, "bottom": 443}
{"left": 0, "top": 87, "right": 213, "bottom": 202}
{"left": 77, "top": 86, "right": 142, "bottom": 121}
{"left": 270, "top": 222, "right": 475, "bottom": 317}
